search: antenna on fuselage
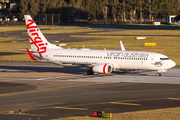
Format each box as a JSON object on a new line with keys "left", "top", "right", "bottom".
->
{"left": 120, "top": 41, "right": 126, "bottom": 51}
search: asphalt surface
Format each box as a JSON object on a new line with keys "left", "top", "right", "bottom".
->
{"left": 1, "top": 30, "right": 97, "bottom": 42}
{"left": 0, "top": 62, "right": 180, "bottom": 120}
{"left": 1, "top": 25, "right": 180, "bottom": 44}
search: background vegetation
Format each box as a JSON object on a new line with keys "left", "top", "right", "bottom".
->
{"left": 10, "top": 0, "right": 180, "bottom": 22}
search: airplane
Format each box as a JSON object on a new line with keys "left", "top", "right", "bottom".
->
{"left": 24, "top": 15, "right": 176, "bottom": 76}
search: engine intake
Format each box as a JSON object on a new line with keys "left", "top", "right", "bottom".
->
{"left": 92, "top": 64, "right": 112, "bottom": 74}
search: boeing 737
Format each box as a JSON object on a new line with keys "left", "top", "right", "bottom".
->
{"left": 24, "top": 15, "right": 176, "bottom": 76}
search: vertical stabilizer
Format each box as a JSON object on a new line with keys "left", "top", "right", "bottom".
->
{"left": 120, "top": 41, "right": 126, "bottom": 51}
{"left": 24, "top": 15, "right": 58, "bottom": 58}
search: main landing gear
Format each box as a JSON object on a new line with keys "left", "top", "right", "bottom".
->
{"left": 87, "top": 69, "right": 94, "bottom": 75}
{"left": 87, "top": 70, "right": 94, "bottom": 75}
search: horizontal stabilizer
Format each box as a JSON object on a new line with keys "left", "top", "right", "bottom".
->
{"left": 26, "top": 48, "right": 36, "bottom": 60}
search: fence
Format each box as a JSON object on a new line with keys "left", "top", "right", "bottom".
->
{"left": 0, "top": 13, "right": 166, "bottom": 26}
{"left": 0, "top": 14, "right": 61, "bottom": 26}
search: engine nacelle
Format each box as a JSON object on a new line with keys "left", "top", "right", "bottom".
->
{"left": 92, "top": 64, "right": 112, "bottom": 74}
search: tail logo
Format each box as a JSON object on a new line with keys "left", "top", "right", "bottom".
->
{"left": 26, "top": 19, "right": 47, "bottom": 58}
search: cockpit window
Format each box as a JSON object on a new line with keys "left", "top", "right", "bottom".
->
{"left": 160, "top": 58, "right": 169, "bottom": 60}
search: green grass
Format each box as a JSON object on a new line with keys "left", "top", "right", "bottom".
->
{"left": 0, "top": 25, "right": 91, "bottom": 32}
{"left": 0, "top": 37, "right": 29, "bottom": 51}
{"left": 41, "top": 29, "right": 102, "bottom": 34}
{"left": 0, "top": 37, "right": 33, "bottom": 62}
{"left": 54, "top": 107, "right": 180, "bottom": 120}
{"left": 0, "top": 26, "right": 27, "bottom": 32}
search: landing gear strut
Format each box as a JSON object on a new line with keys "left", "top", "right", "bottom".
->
{"left": 157, "top": 73, "right": 161, "bottom": 76}
{"left": 87, "top": 70, "right": 94, "bottom": 75}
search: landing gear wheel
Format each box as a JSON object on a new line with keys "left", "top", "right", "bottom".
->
{"left": 87, "top": 70, "right": 94, "bottom": 75}
{"left": 157, "top": 73, "right": 161, "bottom": 76}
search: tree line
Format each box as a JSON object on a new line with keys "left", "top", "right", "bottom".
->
{"left": 11, "top": 0, "right": 180, "bottom": 22}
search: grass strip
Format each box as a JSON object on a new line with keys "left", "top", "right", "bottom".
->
{"left": 0, "top": 25, "right": 90, "bottom": 32}
{"left": 41, "top": 29, "right": 102, "bottom": 34}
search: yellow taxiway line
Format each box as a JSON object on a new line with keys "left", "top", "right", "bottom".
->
{"left": 54, "top": 106, "right": 88, "bottom": 111}
{"left": 167, "top": 98, "right": 180, "bottom": 101}
{"left": 1, "top": 97, "right": 180, "bottom": 114}
{"left": 109, "top": 102, "right": 140, "bottom": 106}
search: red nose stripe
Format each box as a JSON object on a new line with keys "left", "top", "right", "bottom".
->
{"left": 103, "top": 64, "right": 107, "bottom": 73}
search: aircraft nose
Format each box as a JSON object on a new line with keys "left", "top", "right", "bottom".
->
{"left": 169, "top": 60, "right": 176, "bottom": 68}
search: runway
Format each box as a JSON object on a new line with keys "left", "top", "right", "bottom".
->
{"left": 0, "top": 62, "right": 180, "bottom": 120}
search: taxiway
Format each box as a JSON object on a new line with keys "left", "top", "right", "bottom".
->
{"left": 0, "top": 62, "right": 180, "bottom": 120}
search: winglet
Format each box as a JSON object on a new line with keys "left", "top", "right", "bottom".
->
{"left": 26, "top": 48, "right": 36, "bottom": 60}
{"left": 120, "top": 41, "right": 126, "bottom": 51}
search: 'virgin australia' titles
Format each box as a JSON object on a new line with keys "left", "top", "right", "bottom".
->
{"left": 107, "top": 52, "right": 149, "bottom": 59}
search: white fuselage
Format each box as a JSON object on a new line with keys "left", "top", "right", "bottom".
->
{"left": 36, "top": 48, "right": 175, "bottom": 71}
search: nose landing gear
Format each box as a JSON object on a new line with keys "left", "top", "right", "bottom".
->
{"left": 157, "top": 73, "right": 161, "bottom": 76}
{"left": 157, "top": 69, "right": 167, "bottom": 76}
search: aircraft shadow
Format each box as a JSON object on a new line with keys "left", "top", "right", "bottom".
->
{"left": 0, "top": 65, "right": 87, "bottom": 74}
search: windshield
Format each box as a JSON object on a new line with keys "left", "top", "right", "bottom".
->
{"left": 160, "top": 58, "right": 169, "bottom": 60}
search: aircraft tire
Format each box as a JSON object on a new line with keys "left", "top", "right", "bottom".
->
{"left": 87, "top": 70, "right": 94, "bottom": 75}
{"left": 157, "top": 73, "right": 161, "bottom": 76}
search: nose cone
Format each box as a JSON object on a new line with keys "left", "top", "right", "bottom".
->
{"left": 169, "top": 60, "right": 176, "bottom": 68}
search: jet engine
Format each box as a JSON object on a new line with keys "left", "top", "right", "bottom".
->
{"left": 92, "top": 64, "right": 112, "bottom": 74}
